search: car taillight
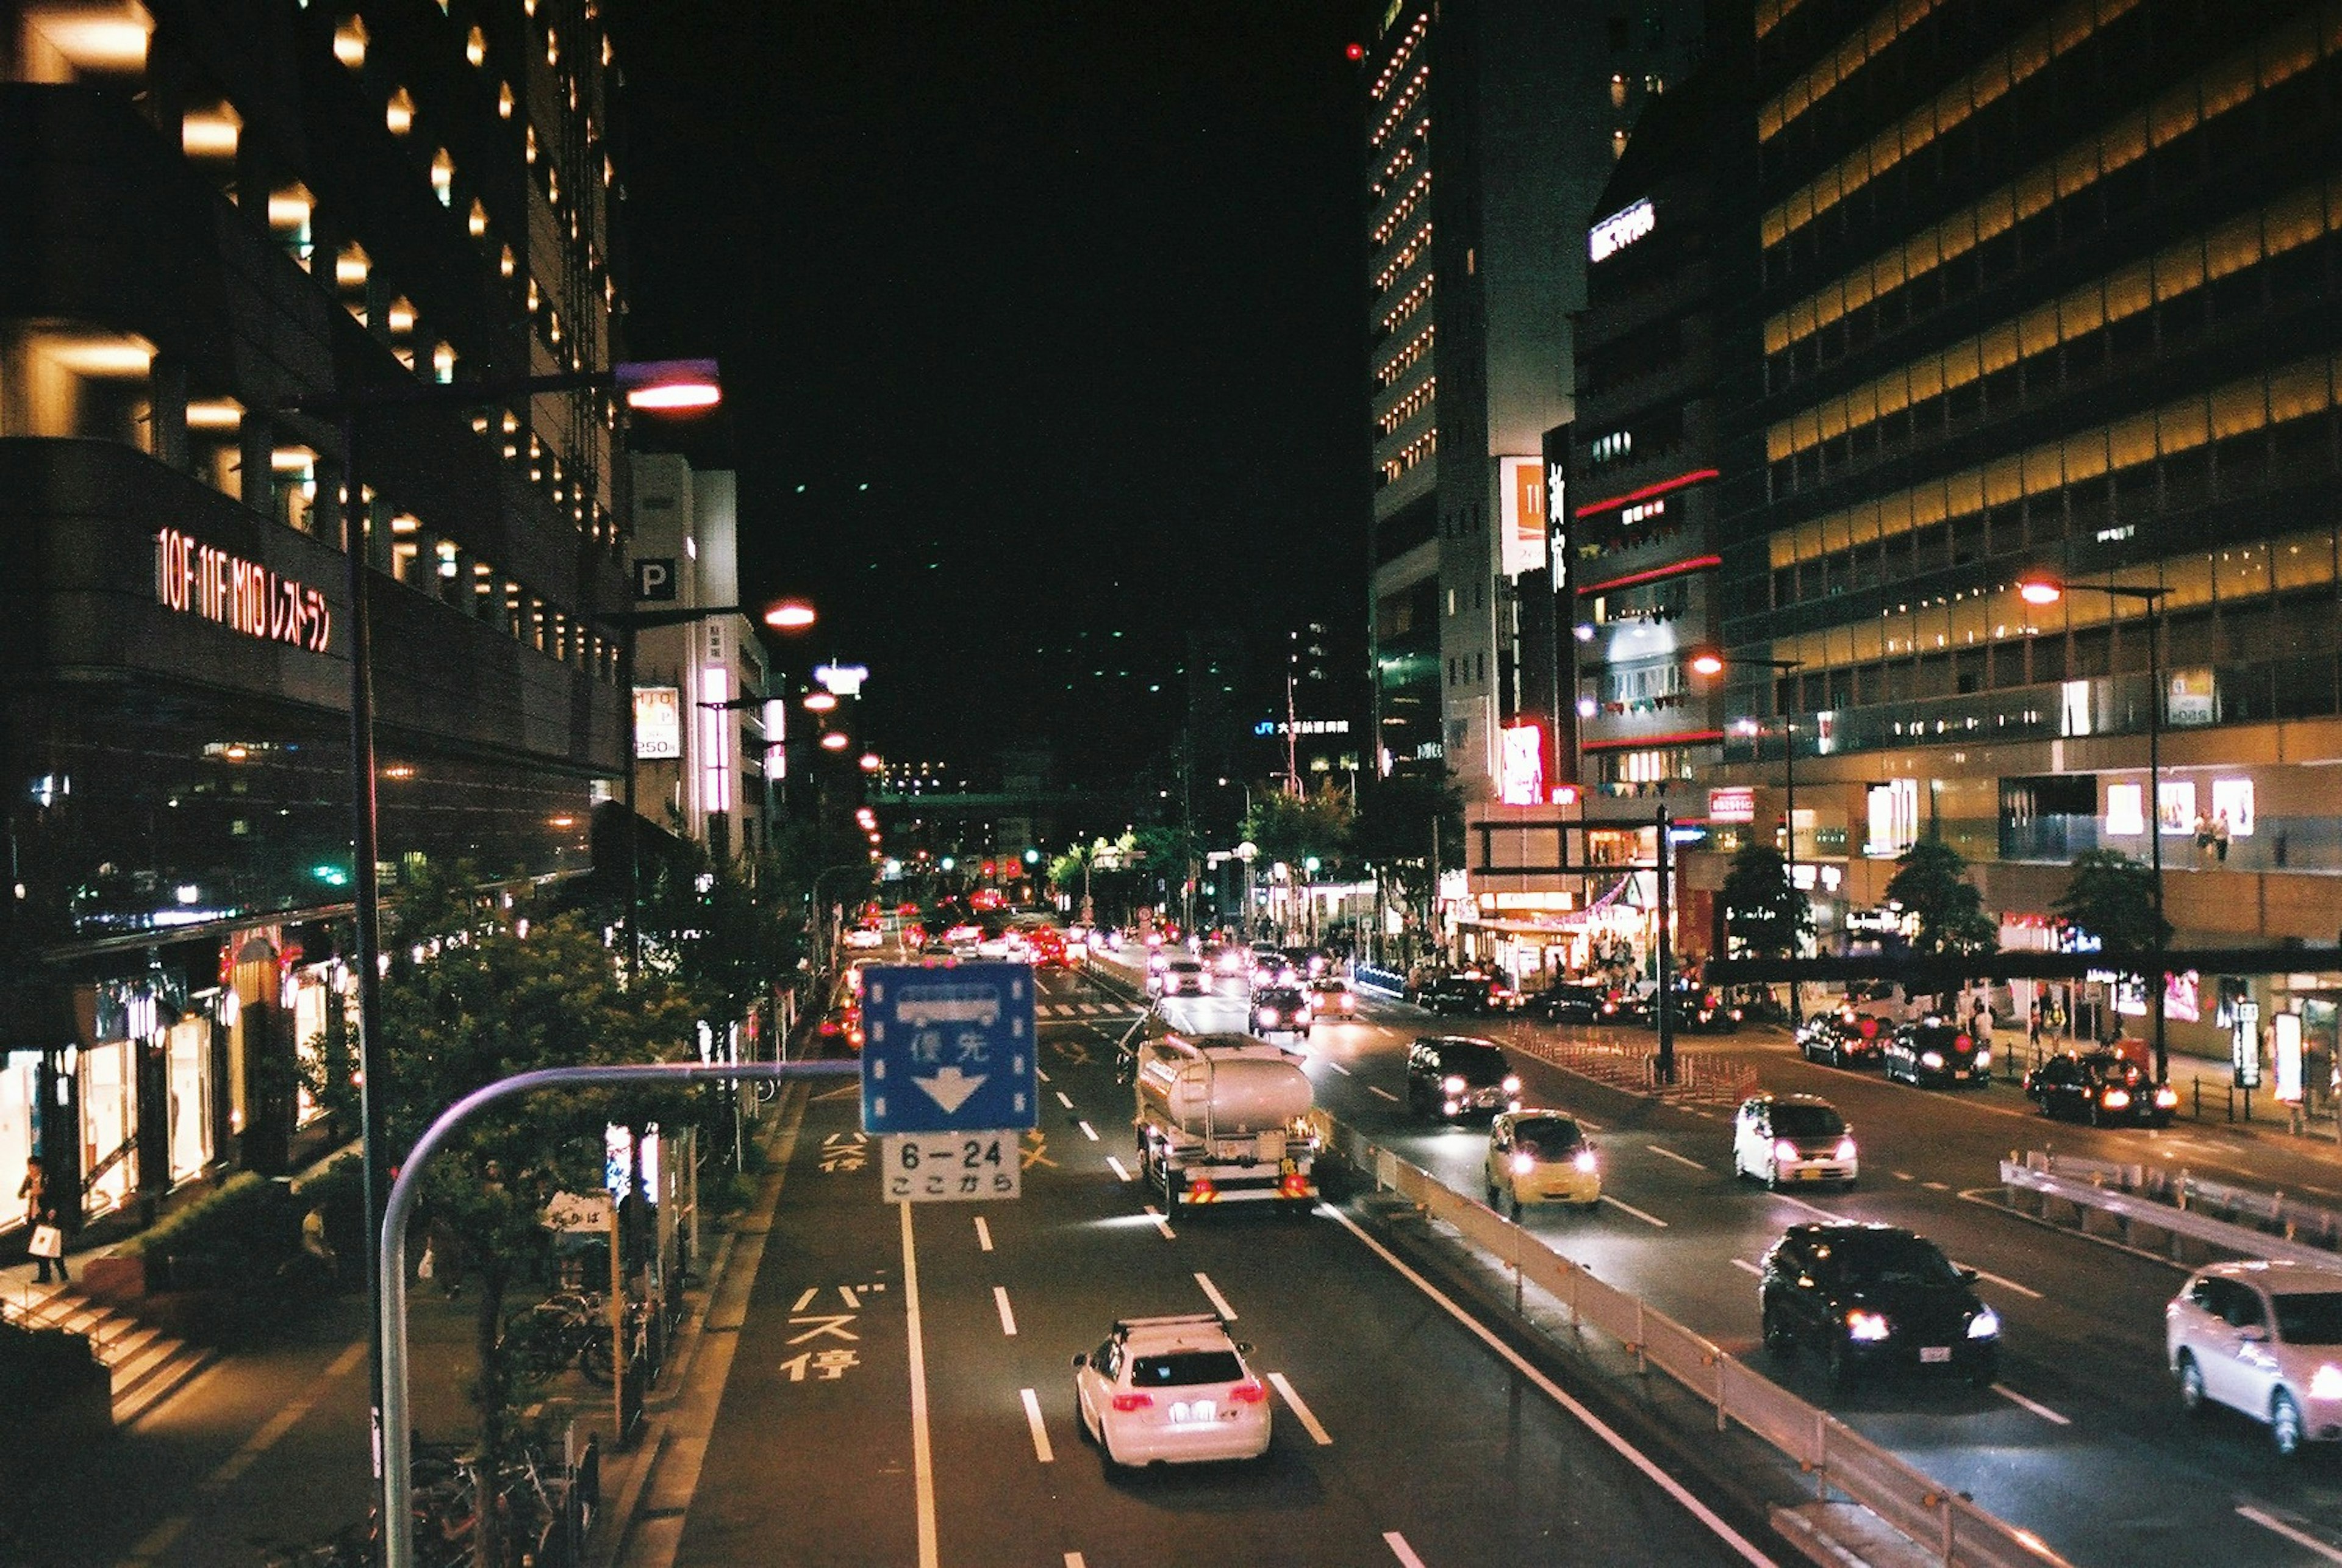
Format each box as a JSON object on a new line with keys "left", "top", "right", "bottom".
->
{"left": 818, "top": 1019, "right": 840, "bottom": 1036}
{"left": 1278, "top": 1170, "right": 1312, "bottom": 1198}
{"left": 1229, "top": 1381, "right": 1267, "bottom": 1404}
{"left": 1189, "top": 1176, "right": 1217, "bottom": 1202}
{"left": 1111, "top": 1392, "right": 1154, "bottom": 1412}
{"left": 1857, "top": 1018, "right": 1878, "bottom": 1039}
{"left": 1953, "top": 1034, "right": 1972, "bottom": 1051}
{"left": 2155, "top": 1085, "right": 2180, "bottom": 1108}
{"left": 2102, "top": 1087, "right": 2131, "bottom": 1109}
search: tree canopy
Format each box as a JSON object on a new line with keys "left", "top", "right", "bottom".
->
{"left": 1882, "top": 838, "right": 1999, "bottom": 956}
{"left": 1717, "top": 841, "right": 1811, "bottom": 958}
{"left": 2053, "top": 848, "right": 2171, "bottom": 953}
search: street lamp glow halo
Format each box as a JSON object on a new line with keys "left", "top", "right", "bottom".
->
{"left": 1689, "top": 651, "right": 1726, "bottom": 677}
{"left": 2018, "top": 578, "right": 2064, "bottom": 606}
{"left": 615, "top": 357, "right": 722, "bottom": 411}
{"left": 803, "top": 692, "right": 838, "bottom": 712}
{"left": 819, "top": 731, "right": 850, "bottom": 751}
{"left": 765, "top": 600, "right": 817, "bottom": 630}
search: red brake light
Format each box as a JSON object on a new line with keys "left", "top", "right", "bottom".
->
{"left": 1953, "top": 1034, "right": 1971, "bottom": 1050}
{"left": 1857, "top": 1018, "right": 1878, "bottom": 1039}
{"left": 1230, "top": 1380, "right": 1267, "bottom": 1403}
{"left": 1111, "top": 1392, "right": 1153, "bottom": 1411}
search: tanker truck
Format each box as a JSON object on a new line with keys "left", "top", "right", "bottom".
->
{"left": 1133, "top": 1030, "right": 1319, "bottom": 1212}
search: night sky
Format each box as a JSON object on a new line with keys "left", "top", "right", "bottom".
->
{"left": 609, "top": 2, "right": 1370, "bottom": 786}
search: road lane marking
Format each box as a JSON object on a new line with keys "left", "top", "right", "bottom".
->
{"left": 1767, "top": 1192, "right": 1840, "bottom": 1223}
{"left": 1144, "top": 1204, "right": 1177, "bottom": 1240}
{"left": 1731, "top": 1258, "right": 1761, "bottom": 1276}
{"left": 1267, "top": 1372, "right": 1333, "bottom": 1445}
{"left": 1020, "top": 1387, "right": 1055, "bottom": 1463}
{"left": 792, "top": 1287, "right": 818, "bottom": 1310}
{"left": 1991, "top": 1384, "right": 2070, "bottom": 1425}
{"left": 2306, "top": 1184, "right": 2342, "bottom": 1199}
{"left": 900, "top": 1201, "right": 939, "bottom": 1568}
{"left": 1921, "top": 1180, "right": 1950, "bottom": 1191}
{"left": 1600, "top": 1194, "right": 1670, "bottom": 1228}
{"left": 1078, "top": 1120, "right": 1099, "bottom": 1141}
{"left": 2239, "top": 1506, "right": 2342, "bottom": 1564}
{"left": 1957, "top": 1263, "right": 2043, "bottom": 1300}
{"left": 1055, "top": 1090, "right": 1075, "bottom": 1109}
{"left": 840, "top": 1285, "right": 862, "bottom": 1309}
{"left": 1107, "top": 1156, "right": 1133, "bottom": 1182}
{"left": 1065, "top": 1556, "right": 1087, "bottom": 1568}
{"left": 1328, "top": 1061, "right": 1353, "bottom": 1075}
{"left": 1321, "top": 1205, "right": 1777, "bottom": 1566}
{"left": 1384, "top": 1531, "right": 1427, "bottom": 1567}
{"left": 1368, "top": 1085, "right": 1400, "bottom": 1102}
{"left": 1037, "top": 1068, "right": 1051, "bottom": 1084}
{"left": 974, "top": 1217, "right": 993, "bottom": 1252}
{"left": 994, "top": 1286, "right": 1018, "bottom": 1336}
{"left": 1194, "top": 1272, "right": 1239, "bottom": 1320}
{"left": 1647, "top": 1145, "right": 1706, "bottom": 1172}
{"left": 1893, "top": 1171, "right": 1914, "bottom": 1182}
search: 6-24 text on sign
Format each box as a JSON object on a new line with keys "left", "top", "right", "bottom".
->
{"left": 883, "top": 1133, "right": 1020, "bottom": 1203}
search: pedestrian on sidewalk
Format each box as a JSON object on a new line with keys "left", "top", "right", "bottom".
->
{"left": 18, "top": 1155, "right": 67, "bottom": 1285}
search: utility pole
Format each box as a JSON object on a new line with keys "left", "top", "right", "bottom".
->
{"left": 1656, "top": 803, "right": 1677, "bottom": 1086}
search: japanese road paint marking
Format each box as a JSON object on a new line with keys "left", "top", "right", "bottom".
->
{"left": 1107, "top": 1156, "right": 1133, "bottom": 1182}
{"left": 2239, "top": 1505, "right": 2342, "bottom": 1564}
{"left": 995, "top": 1286, "right": 1017, "bottom": 1337}
{"left": 2305, "top": 1184, "right": 2342, "bottom": 1200}
{"left": 1037, "top": 1068, "right": 1051, "bottom": 1084}
{"left": 1144, "top": 1204, "right": 1177, "bottom": 1240}
{"left": 1384, "top": 1532, "right": 1427, "bottom": 1567}
{"left": 1065, "top": 1556, "right": 1087, "bottom": 1568}
{"left": 1194, "top": 1272, "right": 1239, "bottom": 1321}
{"left": 1922, "top": 1180, "right": 1950, "bottom": 1191}
{"left": 840, "top": 1285, "right": 861, "bottom": 1309}
{"left": 900, "top": 1201, "right": 939, "bottom": 1568}
{"left": 1368, "top": 1085, "right": 1400, "bottom": 1102}
{"left": 1768, "top": 1192, "right": 1839, "bottom": 1224}
{"left": 1991, "top": 1384, "right": 2070, "bottom": 1425}
{"left": 1731, "top": 1258, "right": 1761, "bottom": 1276}
{"left": 1267, "top": 1372, "right": 1332, "bottom": 1445}
{"left": 1323, "top": 1205, "right": 1777, "bottom": 1567}
{"left": 1055, "top": 1090, "right": 1075, "bottom": 1110}
{"left": 1078, "top": 1120, "right": 1099, "bottom": 1141}
{"left": 1647, "top": 1145, "right": 1706, "bottom": 1172}
{"left": 1893, "top": 1171, "right": 1914, "bottom": 1182}
{"left": 791, "top": 1287, "right": 819, "bottom": 1311}
{"left": 1328, "top": 1060, "right": 1353, "bottom": 1075}
{"left": 1020, "top": 1386, "right": 1055, "bottom": 1462}
{"left": 974, "top": 1217, "right": 993, "bottom": 1251}
{"left": 1601, "top": 1194, "right": 1671, "bottom": 1229}
{"left": 1958, "top": 1263, "right": 2043, "bottom": 1300}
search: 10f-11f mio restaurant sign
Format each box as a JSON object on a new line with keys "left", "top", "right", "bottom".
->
{"left": 156, "top": 528, "right": 332, "bottom": 654}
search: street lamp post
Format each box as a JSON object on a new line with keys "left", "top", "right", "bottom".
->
{"left": 287, "top": 358, "right": 720, "bottom": 1527}
{"left": 2019, "top": 575, "right": 2172, "bottom": 1081}
{"left": 1690, "top": 651, "right": 1807, "bottom": 1023}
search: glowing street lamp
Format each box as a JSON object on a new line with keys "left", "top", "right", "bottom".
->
{"left": 803, "top": 691, "right": 839, "bottom": 714}
{"left": 820, "top": 731, "right": 850, "bottom": 752}
{"left": 858, "top": 753, "right": 882, "bottom": 772}
{"left": 2017, "top": 572, "right": 2173, "bottom": 1080}
{"left": 1689, "top": 648, "right": 1808, "bottom": 1023}
{"left": 765, "top": 600, "right": 817, "bottom": 630}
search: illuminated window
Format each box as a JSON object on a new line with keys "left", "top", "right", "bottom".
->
{"left": 432, "top": 342, "right": 456, "bottom": 384}
{"left": 465, "top": 26, "right": 486, "bottom": 66}
{"left": 429, "top": 148, "right": 454, "bottom": 206}
{"left": 499, "top": 245, "right": 515, "bottom": 280}
{"left": 269, "top": 182, "right": 315, "bottom": 268}
{"left": 385, "top": 87, "right": 415, "bottom": 137}
{"left": 334, "top": 15, "right": 368, "bottom": 69}
{"left": 181, "top": 99, "right": 240, "bottom": 160}
{"left": 468, "top": 198, "right": 489, "bottom": 239}
{"left": 1611, "top": 129, "right": 1628, "bottom": 159}
{"left": 1610, "top": 74, "right": 1627, "bottom": 109}
{"left": 498, "top": 82, "right": 515, "bottom": 119}
{"left": 525, "top": 124, "right": 537, "bottom": 164}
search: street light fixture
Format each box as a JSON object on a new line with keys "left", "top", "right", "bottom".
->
{"left": 2016, "top": 573, "right": 2172, "bottom": 1081}
{"left": 1689, "top": 650, "right": 1808, "bottom": 1022}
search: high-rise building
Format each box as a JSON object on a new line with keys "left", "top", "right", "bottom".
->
{"left": 1361, "top": 0, "right": 1703, "bottom": 798}
{"left": 0, "top": 0, "right": 629, "bottom": 1228}
{"left": 1704, "top": 0, "right": 2342, "bottom": 1048}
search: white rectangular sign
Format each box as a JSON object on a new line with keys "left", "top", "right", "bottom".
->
{"left": 883, "top": 1131, "right": 1021, "bottom": 1202}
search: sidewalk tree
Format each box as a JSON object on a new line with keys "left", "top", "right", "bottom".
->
{"left": 1350, "top": 768, "right": 1464, "bottom": 965}
{"left": 2052, "top": 848, "right": 2170, "bottom": 953}
{"left": 1882, "top": 837, "right": 1999, "bottom": 957}
{"left": 1718, "top": 842, "right": 1811, "bottom": 958}
{"left": 1244, "top": 782, "right": 1353, "bottom": 875}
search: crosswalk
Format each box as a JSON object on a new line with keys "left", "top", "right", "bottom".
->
{"left": 1037, "top": 1000, "right": 1141, "bottom": 1020}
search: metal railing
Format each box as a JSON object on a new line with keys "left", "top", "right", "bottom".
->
{"left": 1999, "top": 1152, "right": 2342, "bottom": 1264}
{"left": 1319, "top": 1112, "right": 2071, "bottom": 1568}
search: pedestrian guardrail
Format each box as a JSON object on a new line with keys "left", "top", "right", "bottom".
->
{"left": 1499, "top": 1031, "right": 1760, "bottom": 1106}
{"left": 1316, "top": 1112, "right": 2071, "bottom": 1568}
{"left": 1352, "top": 963, "right": 1407, "bottom": 998}
{"left": 1999, "top": 1153, "right": 2342, "bottom": 1266}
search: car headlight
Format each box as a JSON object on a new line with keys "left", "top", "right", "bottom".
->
{"left": 1835, "top": 1136, "right": 1858, "bottom": 1161}
{"left": 1443, "top": 1075, "right": 1466, "bottom": 1094}
{"left": 1502, "top": 1075, "right": 1522, "bottom": 1095}
{"left": 1968, "top": 1307, "right": 2000, "bottom": 1341}
{"left": 1572, "top": 1147, "right": 1599, "bottom": 1174}
{"left": 1921, "top": 1050, "right": 1945, "bottom": 1068}
{"left": 1511, "top": 1151, "right": 1537, "bottom": 1176}
{"left": 2312, "top": 1364, "right": 2342, "bottom": 1400}
{"left": 1774, "top": 1139, "right": 1799, "bottom": 1163}
{"left": 1846, "top": 1310, "right": 1892, "bottom": 1342}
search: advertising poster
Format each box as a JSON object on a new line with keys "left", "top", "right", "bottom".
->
{"left": 2210, "top": 777, "right": 2255, "bottom": 837}
{"left": 634, "top": 686, "right": 682, "bottom": 759}
{"left": 2156, "top": 779, "right": 2196, "bottom": 836}
{"left": 1499, "top": 457, "right": 1548, "bottom": 578}
{"left": 2275, "top": 1012, "right": 2304, "bottom": 1103}
{"left": 2165, "top": 668, "right": 2215, "bottom": 727}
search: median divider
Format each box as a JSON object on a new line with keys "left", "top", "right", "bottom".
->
{"left": 1996, "top": 1152, "right": 2342, "bottom": 1266}
{"left": 1316, "top": 1111, "right": 2071, "bottom": 1568}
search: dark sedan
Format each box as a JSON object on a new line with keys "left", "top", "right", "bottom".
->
{"left": 2024, "top": 1050, "right": 2179, "bottom": 1126}
{"left": 1797, "top": 1009, "right": 1889, "bottom": 1069}
{"left": 1419, "top": 973, "right": 1517, "bottom": 1016}
{"left": 1880, "top": 1018, "right": 1991, "bottom": 1087}
{"left": 1406, "top": 1036, "right": 1522, "bottom": 1120}
{"left": 1530, "top": 980, "right": 1611, "bottom": 1024}
{"left": 1760, "top": 1222, "right": 2000, "bottom": 1387}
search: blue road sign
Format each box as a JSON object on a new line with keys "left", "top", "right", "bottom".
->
{"left": 861, "top": 962, "right": 1037, "bottom": 1133}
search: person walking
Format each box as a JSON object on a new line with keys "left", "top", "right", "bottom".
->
{"left": 18, "top": 1155, "right": 66, "bottom": 1285}
{"left": 1970, "top": 990, "right": 1994, "bottom": 1070}
{"left": 2212, "top": 809, "right": 2232, "bottom": 864}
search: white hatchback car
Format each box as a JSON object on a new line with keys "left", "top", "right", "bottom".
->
{"left": 1073, "top": 1314, "right": 1271, "bottom": 1467}
{"left": 1732, "top": 1092, "right": 1858, "bottom": 1189}
{"left": 2167, "top": 1259, "right": 2342, "bottom": 1455}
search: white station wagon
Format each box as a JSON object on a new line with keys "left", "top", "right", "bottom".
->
{"left": 1073, "top": 1313, "right": 1271, "bottom": 1467}
{"left": 2166, "top": 1259, "right": 2342, "bottom": 1455}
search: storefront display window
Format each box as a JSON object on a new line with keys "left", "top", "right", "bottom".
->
{"left": 292, "top": 968, "right": 330, "bottom": 1127}
{"left": 0, "top": 1056, "right": 35, "bottom": 1230}
{"left": 167, "top": 1016, "right": 212, "bottom": 1183}
{"left": 81, "top": 1039, "right": 135, "bottom": 1217}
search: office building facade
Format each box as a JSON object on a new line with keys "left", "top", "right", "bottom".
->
{"left": 0, "top": 0, "right": 628, "bottom": 1234}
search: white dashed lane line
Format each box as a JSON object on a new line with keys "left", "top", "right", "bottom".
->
{"left": 1384, "top": 1532, "right": 1428, "bottom": 1567}
{"left": 1144, "top": 1205, "right": 1176, "bottom": 1240}
{"left": 1055, "top": 1091, "right": 1075, "bottom": 1110}
{"left": 1267, "top": 1372, "right": 1333, "bottom": 1445}
{"left": 1106, "top": 1156, "right": 1132, "bottom": 1182}
{"left": 994, "top": 1287, "right": 1017, "bottom": 1337}
{"left": 2239, "top": 1506, "right": 2342, "bottom": 1564}
{"left": 1367, "top": 1085, "right": 1400, "bottom": 1103}
{"left": 1958, "top": 1263, "right": 2042, "bottom": 1300}
{"left": 1991, "top": 1384, "right": 2070, "bottom": 1425}
{"left": 1328, "top": 1061, "right": 1353, "bottom": 1075}
{"left": 1600, "top": 1194, "right": 1670, "bottom": 1228}
{"left": 1019, "top": 1387, "right": 1054, "bottom": 1463}
{"left": 1078, "top": 1120, "right": 1098, "bottom": 1141}
{"left": 1730, "top": 1258, "right": 1761, "bottom": 1276}
{"left": 1194, "top": 1272, "right": 1239, "bottom": 1320}
{"left": 1647, "top": 1145, "right": 1706, "bottom": 1172}
{"left": 973, "top": 1217, "right": 993, "bottom": 1252}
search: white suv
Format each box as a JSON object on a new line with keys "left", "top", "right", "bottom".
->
{"left": 1733, "top": 1092, "right": 1858, "bottom": 1189}
{"left": 1073, "top": 1313, "right": 1271, "bottom": 1467}
{"left": 2166, "top": 1259, "right": 2342, "bottom": 1455}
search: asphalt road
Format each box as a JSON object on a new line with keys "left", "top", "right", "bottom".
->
{"left": 670, "top": 964, "right": 1777, "bottom": 1568}
{"left": 1240, "top": 978, "right": 2342, "bottom": 1568}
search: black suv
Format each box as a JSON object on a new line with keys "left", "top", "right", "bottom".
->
{"left": 1880, "top": 1017, "right": 1991, "bottom": 1087}
{"left": 1760, "top": 1222, "right": 2000, "bottom": 1387}
{"left": 1530, "top": 980, "right": 1610, "bottom": 1024}
{"left": 1420, "top": 973, "right": 1509, "bottom": 1016}
{"left": 2024, "top": 1051, "right": 2177, "bottom": 1126}
{"left": 1405, "top": 1036, "right": 1520, "bottom": 1120}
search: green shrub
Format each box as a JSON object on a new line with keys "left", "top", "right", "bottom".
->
{"left": 127, "top": 1172, "right": 299, "bottom": 1288}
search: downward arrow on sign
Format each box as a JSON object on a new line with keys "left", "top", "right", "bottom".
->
{"left": 915, "top": 1065, "right": 987, "bottom": 1115}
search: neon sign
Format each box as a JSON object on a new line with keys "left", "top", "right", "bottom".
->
{"left": 156, "top": 528, "right": 332, "bottom": 653}
{"left": 1589, "top": 197, "right": 1655, "bottom": 263}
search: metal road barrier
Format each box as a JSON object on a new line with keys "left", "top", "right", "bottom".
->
{"left": 1500, "top": 1030, "right": 1760, "bottom": 1106}
{"left": 1316, "top": 1111, "right": 2071, "bottom": 1568}
{"left": 1998, "top": 1153, "right": 2342, "bottom": 1267}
